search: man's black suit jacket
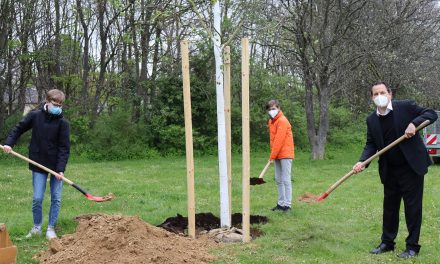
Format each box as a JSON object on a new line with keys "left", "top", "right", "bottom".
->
{"left": 359, "top": 100, "right": 438, "bottom": 184}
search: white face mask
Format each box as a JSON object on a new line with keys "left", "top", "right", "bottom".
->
{"left": 268, "top": 109, "right": 279, "bottom": 119}
{"left": 373, "top": 95, "right": 389, "bottom": 107}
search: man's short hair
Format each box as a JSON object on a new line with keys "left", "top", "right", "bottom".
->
{"left": 371, "top": 81, "right": 392, "bottom": 95}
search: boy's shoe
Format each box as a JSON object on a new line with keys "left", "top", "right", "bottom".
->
{"left": 25, "top": 226, "right": 42, "bottom": 238}
{"left": 282, "top": 206, "right": 291, "bottom": 212}
{"left": 46, "top": 227, "right": 57, "bottom": 240}
{"left": 271, "top": 204, "right": 284, "bottom": 211}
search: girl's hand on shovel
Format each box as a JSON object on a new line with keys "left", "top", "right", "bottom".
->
{"left": 353, "top": 162, "right": 365, "bottom": 174}
{"left": 2, "top": 145, "right": 12, "bottom": 153}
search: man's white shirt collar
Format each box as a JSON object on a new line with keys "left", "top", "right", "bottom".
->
{"left": 376, "top": 100, "right": 393, "bottom": 116}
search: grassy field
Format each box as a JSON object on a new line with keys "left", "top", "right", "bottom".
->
{"left": 1, "top": 148, "right": 439, "bottom": 263}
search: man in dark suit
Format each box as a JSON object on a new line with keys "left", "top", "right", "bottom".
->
{"left": 353, "top": 81, "right": 438, "bottom": 259}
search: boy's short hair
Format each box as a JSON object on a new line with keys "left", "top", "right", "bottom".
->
{"left": 46, "top": 89, "right": 65, "bottom": 103}
{"left": 266, "top": 99, "right": 280, "bottom": 110}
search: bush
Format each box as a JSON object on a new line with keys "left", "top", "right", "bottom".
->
{"left": 80, "top": 108, "right": 158, "bottom": 161}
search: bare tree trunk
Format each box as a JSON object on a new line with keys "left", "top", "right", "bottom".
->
{"left": 76, "top": 0, "right": 90, "bottom": 112}
{"left": 53, "top": 0, "right": 62, "bottom": 89}
{"left": 302, "top": 62, "right": 318, "bottom": 158}
{"left": 91, "top": 0, "right": 108, "bottom": 128}
{"left": 136, "top": 0, "right": 153, "bottom": 122}
{"left": 130, "top": 0, "right": 141, "bottom": 121}
{"left": 146, "top": 25, "right": 161, "bottom": 120}
{"left": 17, "top": 1, "right": 36, "bottom": 113}
{"left": 0, "top": 0, "right": 11, "bottom": 130}
{"left": 91, "top": 0, "right": 130, "bottom": 127}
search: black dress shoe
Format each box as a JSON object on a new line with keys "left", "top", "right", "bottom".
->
{"left": 271, "top": 204, "right": 284, "bottom": 211}
{"left": 370, "top": 243, "right": 394, "bottom": 254}
{"left": 398, "top": 249, "right": 418, "bottom": 258}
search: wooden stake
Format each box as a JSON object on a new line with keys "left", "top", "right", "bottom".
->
{"left": 224, "top": 46, "right": 232, "bottom": 215}
{"left": 241, "top": 38, "right": 251, "bottom": 242}
{"left": 181, "top": 40, "right": 196, "bottom": 238}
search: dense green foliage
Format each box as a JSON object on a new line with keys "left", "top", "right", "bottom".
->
{"left": 0, "top": 51, "right": 367, "bottom": 161}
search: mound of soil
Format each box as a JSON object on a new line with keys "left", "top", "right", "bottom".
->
{"left": 158, "top": 212, "right": 268, "bottom": 238}
{"left": 37, "top": 214, "right": 218, "bottom": 264}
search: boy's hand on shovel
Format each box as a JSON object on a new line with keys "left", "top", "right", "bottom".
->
{"left": 55, "top": 172, "right": 64, "bottom": 181}
{"left": 2, "top": 145, "right": 12, "bottom": 153}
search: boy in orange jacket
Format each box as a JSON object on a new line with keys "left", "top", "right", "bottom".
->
{"left": 266, "top": 99, "right": 294, "bottom": 212}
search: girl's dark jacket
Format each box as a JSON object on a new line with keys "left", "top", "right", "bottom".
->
{"left": 4, "top": 105, "right": 70, "bottom": 173}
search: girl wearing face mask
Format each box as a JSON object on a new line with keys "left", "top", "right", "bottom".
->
{"left": 266, "top": 99, "right": 295, "bottom": 212}
{"left": 2, "top": 89, "right": 70, "bottom": 241}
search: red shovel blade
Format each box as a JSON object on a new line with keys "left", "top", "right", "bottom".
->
{"left": 85, "top": 193, "right": 115, "bottom": 202}
{"left": 316, "top": 192, "right": 329, "bottom": 202}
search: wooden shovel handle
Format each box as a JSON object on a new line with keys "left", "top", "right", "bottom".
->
{"left": 258, "top": 160, "right": 272, "bottom": 179}
{"left": 0, "top": 144, "right": 73, "bottom": 185}
{"left": 324, "top": 120, "right": 431, "bottom": 195}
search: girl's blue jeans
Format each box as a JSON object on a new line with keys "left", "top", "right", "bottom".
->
{"left": 32, "top": 171, "right": 63, "bottom": 227}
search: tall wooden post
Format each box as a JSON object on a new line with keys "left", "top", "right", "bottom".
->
{"left": 224, "top": 46, "right": 232, "bottom": 215}
{"left": 181, "top": 40, "right": 196, "bottom": 238}
{"left": 241, "top": 38, "right": 251, "bottom": 242}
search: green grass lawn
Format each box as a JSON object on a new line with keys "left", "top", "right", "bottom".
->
{"left": 1, "top": 148, "right": 439, "bottom": 263}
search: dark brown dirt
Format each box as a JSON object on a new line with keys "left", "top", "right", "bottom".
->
{"left": 158, "top": 212, "right": 268, "bottom": 238}
{"left": 249, "top": 177, "right": 266, "bottom": 185}
{"left": 37, "top": 214, "right": 218, "bottom": 264}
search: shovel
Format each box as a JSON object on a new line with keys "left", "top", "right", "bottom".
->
{"left": 0, "top": 144, "right": 114, "bottom": 202}
{"left": 250, "top": 160, "right": 271, "bottom": 185}
{"left": 314, "top": 120, "right": 431, "bottom": 202}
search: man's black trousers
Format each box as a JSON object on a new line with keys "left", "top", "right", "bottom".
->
{"left": 381, "top": 163, "right": 424, "bottom": 252}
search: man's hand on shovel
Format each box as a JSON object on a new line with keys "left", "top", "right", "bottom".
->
{"left": 352, "top": 162, "right": 365, "bottom": 174}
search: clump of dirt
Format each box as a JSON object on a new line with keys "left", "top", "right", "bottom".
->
{"left": 158, "top": 212, "right": 268, "bottom": 238}
{"left": 249, "top": 177, "right": 266, "bottom": 185}
{"left": 101, "top": 192, "right": 115, "bottom": 201}
{"left": 37, "top": 213, "right": 218, "bottom": 264}
{"left": 298, "top": 192, "right": 319, "bottom": 203}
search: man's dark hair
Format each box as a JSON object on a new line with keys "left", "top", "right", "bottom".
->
{"left": 266, "top": 99, "right": 280, "bottom": 111}
{"left": 370, "top": 81, "right": 392, "bottom": 95}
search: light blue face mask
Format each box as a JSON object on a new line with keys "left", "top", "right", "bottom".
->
{"left": 49, "top": 105, "right": 62, "bottom": 115}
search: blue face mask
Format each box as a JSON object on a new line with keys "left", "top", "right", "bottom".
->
{"left": 49, "top": 105, "right": 62, "bottom": 115}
